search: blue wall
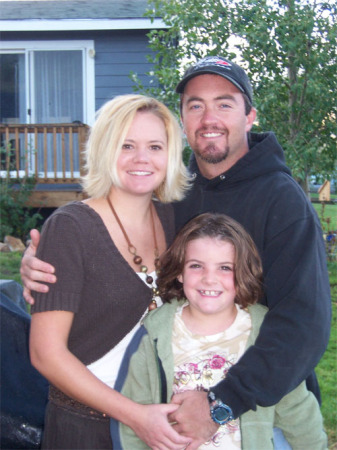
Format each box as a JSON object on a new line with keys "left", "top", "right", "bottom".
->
{"left": 2, "top": 29, "right": 157, "bottom": 110}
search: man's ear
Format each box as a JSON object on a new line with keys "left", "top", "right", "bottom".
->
{"left": 245, "top": 107, "right": 257, "bottom": 132}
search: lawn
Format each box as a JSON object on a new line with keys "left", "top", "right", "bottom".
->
{"left": 0, "top": 251, "right": 336, "bottom": 447}
{"left": 313, "top": 202, "right": 337, "bottom": 232}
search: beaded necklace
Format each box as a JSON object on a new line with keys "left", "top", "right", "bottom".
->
{"left": 107, "top": 197, "right": 160, "bottom": 311}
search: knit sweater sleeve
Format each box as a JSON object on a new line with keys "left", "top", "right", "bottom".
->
{"left": 31, "top": 206, "right": 86, "bottom": 313}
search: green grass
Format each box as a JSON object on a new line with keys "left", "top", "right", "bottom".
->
{"left": 0, "top": 254, "right": 336, "bottom": 446}
{"left": 313, "top": 202, "right": 337, "bottom": 232}
{"left": 0, "top": 251, "right": 22, "bottom": 284}
{"left": 316, "top": 260, "right": 337, "bottom": 447}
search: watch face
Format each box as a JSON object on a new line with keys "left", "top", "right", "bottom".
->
{"left": 214, "top": 405, "right": 230, "bottom": 422}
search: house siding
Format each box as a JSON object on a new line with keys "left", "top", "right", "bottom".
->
{"left": 1, "top": 29, "right": 157, "bottom": 110}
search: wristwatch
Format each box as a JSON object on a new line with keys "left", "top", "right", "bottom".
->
{"left": 207, "top": 390, "right": 234, "bottom": 425}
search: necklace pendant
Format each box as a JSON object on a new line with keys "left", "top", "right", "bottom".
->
{"left": 146, "top": 274, "right": 154, "bottom": 284}
{"left": 148, "top": 300, "right": 157, "bottom": 311}
{"left": 133, "top": 255, "right": 142, "bottom": 265}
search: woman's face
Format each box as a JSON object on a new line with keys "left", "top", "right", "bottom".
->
{"left": 116, "top": 111, "right": 168, "bottom": 197}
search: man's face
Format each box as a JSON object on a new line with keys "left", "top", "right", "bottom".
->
{"left": 181, "top": 74, "right": 256, "bottom": 179}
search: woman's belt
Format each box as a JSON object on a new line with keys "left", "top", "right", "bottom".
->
{"left": 49, "top": 385, "right": 109, "bottom": 421}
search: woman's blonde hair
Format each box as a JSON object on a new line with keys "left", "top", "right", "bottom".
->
{"left": 82, "top": 94, "right": 190, "bottom": 202}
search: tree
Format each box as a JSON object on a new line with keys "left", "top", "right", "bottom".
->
{"left": 133, "top": 0, "right": 337, "bottom": 192}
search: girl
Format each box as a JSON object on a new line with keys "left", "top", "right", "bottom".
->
{"left": 112, "top": 212, "right": 327, "bottom": 449}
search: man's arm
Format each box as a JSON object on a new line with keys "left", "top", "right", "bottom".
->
{"left": 20, "top": 229, "right": 57, "bottom": 304}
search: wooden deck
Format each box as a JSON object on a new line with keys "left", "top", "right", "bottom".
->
{"left": 1, "top": 123, "right": 89, "bottom": 207}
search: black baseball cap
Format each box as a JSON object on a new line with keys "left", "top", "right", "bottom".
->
{"left": 176, "top": 56, "right": 253, "bottom": 104}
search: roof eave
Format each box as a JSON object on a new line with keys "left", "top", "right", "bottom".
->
{"left": 0, "top": 17, "right": 168, "bottom": 32}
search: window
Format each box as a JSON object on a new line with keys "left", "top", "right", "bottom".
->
{"left": 0, "top": 41, "right": 94, "bottom": 178}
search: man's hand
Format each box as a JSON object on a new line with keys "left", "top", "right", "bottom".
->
{"left": 20, "top": 229, "right": 56, "bottom": 304}
{"left": 168, "top": 391, "right": 219, "bottom": 449}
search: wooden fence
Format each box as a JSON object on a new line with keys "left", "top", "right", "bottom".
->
{"left": 0, "top": 123, "right": 89, "bottom": 207}
{"left": 0, "top": 123, "right": 89, "bottom": 182}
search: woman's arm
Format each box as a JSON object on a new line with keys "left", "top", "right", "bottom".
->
{"left": 30, "top": 310, "right": 189, "bottom": 450}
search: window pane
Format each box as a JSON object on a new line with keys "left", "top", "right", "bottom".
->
{"left": 33, "top": 50, "right": 83, "bottom": 175}
{"left": 0, "top": 53, "right": 26, "bottom": 124}
{"left": 33, "top": 50, "right": 83, "bottom": 123}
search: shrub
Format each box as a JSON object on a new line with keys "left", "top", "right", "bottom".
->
{"left": 0, "top": 143, "right": 42, "bottom": 242}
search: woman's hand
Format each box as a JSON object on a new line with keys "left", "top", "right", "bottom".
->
{"left": 20, "top": 229, "right": 57, "bottom": 304}
{"left": 129, "top": 403, "right": 191, "bottom": 450}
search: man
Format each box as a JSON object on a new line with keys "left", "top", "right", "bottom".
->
{"left": 168, "top": 56, "right": 331, "bottom": 445}
{"left": 22, "top": 56, "right": 331, "bottom": 447}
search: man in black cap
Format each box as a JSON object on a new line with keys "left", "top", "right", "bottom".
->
{"left": 21, "top": 56, "right": 331, "bottom": 448}
{"left": 167, "top": 56, "right": 331, "bottom": 446}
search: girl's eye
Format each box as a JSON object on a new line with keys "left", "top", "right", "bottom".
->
{"left": 221, "top": 265, "right": 233, "bottom": 271}
{"left": 189, "top": 263, "right": 201, "bottom": 269}
{"left": 122, "top": 143, "right": 132, "bottom": 150}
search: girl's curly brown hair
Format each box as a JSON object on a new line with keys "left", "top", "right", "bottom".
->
{"left": 157, "top": 213, "right": 263, "bottom": 308}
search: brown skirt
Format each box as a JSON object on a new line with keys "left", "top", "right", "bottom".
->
{"left": 42, "top": 401, "right": 113, "bottom": 449}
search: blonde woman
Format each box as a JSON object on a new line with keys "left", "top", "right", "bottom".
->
{"left": 29, "top": 95, "right": 191, "bottom": 450}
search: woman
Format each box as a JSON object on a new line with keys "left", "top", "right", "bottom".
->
{"left": 29, "top": 94, "right": 191, "bottom": 449}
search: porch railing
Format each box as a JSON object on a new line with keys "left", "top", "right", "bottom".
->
{"left": 0, "top": 123, "right": 89, "bottom": 183}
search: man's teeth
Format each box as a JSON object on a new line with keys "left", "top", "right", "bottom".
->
{"left": 202, "top": 132, "right": 222, "bottom": 138}
{"left": 200, "top": 290, "right": 220, "bottom": 296}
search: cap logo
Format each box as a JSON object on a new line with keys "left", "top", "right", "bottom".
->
{"left": 193, "top": 57, "right": 232, "bottom": 71}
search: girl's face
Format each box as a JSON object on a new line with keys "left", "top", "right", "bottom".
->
{"left": 116, "top": 111, "right": 168, "bottom": 197}
{"left": 178, "top": 237, "right": 237, "bottom": 318}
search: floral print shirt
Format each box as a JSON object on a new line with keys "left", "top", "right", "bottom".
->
{"left": 172, "top": 302, "right": 252, "bottom": 449}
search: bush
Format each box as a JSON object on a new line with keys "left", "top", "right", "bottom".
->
{"left": 0, "top": 176, "right": 43, "bottom": 242}
{"left": 0, "top": 142, "right": 42, "bottom": 242}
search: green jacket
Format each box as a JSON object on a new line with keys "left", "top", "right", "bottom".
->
{"left": 111, "top": 300, "right": 327, "bottom": 449}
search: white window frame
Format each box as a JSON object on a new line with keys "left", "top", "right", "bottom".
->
{"left": 0, "top": 40, "right": 95, "bottom": 126}
{"left": 0, "top": 41, "right": 95, "bottom": 178}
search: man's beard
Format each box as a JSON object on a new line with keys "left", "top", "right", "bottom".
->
{"left": 195, "top": 144, "right": 230, "bottom": 164}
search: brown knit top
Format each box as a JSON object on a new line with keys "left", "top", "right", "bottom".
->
{"left": 31, "top": 200, "right": 175, "bottom": 366}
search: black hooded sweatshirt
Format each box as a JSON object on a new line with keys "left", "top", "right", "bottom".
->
{"left": 173, "top": 131, "right": 331, "bottom": 418}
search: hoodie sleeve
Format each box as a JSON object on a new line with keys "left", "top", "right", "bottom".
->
{"left": 211, "top": 208, "right": 331, "bottom": 418}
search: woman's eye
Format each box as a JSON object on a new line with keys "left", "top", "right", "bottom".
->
{"left": 122, "top": 144, "right": 132, "bottom": 150}
{"left": 150, "top": 145, "right": 162, "bottom": 151}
